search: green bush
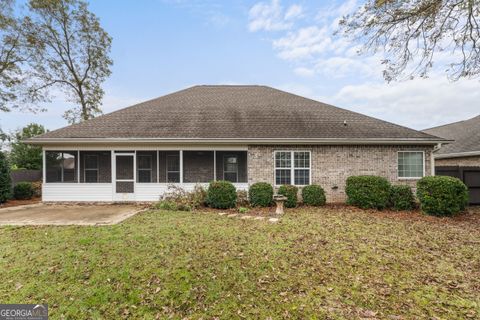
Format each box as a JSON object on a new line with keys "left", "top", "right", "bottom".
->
{"left": 238, "top": 207, "right": 249, "bottom": 214}
{"left": 389, "top": 185, "right": 415, "bottom": 211}
{"left": 159, "top": 184, "right": 206, "bottom": 210}
{"left": 154, "top": 200, "right": 178, "bottom": 211}
{"left": 278, "top": 185, "right": 298, "bottom": 208}
{"left": 302, "top": 185, "right": 326, "bottom": 206}
{"left": 13, "top": 182, "right": 34, "bottom": 200}
{"left": 346, "top": 175, "right": 391, "bottom": 210}
{"left": 249, "top": 182, "right": 273, "bottom": 207}
{"left": 206, "top": 180, "right": 237, "bottom": 209}
{"left": 416, "top": 176, "right": 468, "bottom": 216}
{"left": 0, "top": 151, "right": 11, "bottom": 203}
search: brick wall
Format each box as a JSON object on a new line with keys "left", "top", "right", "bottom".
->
{"left": 248, "top": 145, "right": 434, "bottom": 202}
{"left": 435, "top": 155, "right": 480, "bottom": 167}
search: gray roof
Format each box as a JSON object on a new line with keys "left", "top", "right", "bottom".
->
{"left": 32, "top": 85, "right": 443, "bottom": 143}
{"left": 423, "top": 115, "right": 480, "bottom": 156}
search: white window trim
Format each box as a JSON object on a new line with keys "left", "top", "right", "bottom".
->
{"left": 274, "top": 150, "right": 311, "bottom": 186}
{"left": 223, "top": 154, "right": 239, "bottom": 182}
{"left": 84, "top": 154, "right": 99, "bottom": 183}
{"left": 397, "top": 151, "right": 425, "bottom": 180}
{"left": 137, "top": 154, "right": 153, "bottom": 183}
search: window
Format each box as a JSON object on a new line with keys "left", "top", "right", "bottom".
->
{"left": 45, "top": 151, "right": 77, "bottom": 183}
{"left": 137, "top": 155, "right": 152, "bottom": 183}
{"left": 84, "top": 155, "right": 98, "bottom": 183}
{"left": 398, "top": 151, "right": 424, "bottom": 178}
{"left": 274, "top": 151, "right": 310, "bottom": 186}
{"left": 167, "top": 154, "right": 180, "bottom": 183}
{"left": 223, "top": 155, "right": 238, "bottom": 182}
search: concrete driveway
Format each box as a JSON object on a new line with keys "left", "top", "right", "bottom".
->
{"left": 0, "top": 203, "right": 146, "bottom": 226}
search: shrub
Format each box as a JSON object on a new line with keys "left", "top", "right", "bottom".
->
{"left": 154, "top": 200, "right": 178, "bottom": 211}
{"left": 278, "top": 185, "right": 298, "bottom": 208}
{"left": 0, "top": 151, "right": 11, "bottom": 203}
{"left": 236, "top": 190, "right": 249, "bottom": 207}
{"left": 31, "top": 181, "right": 42, "bottom": 197}
{"left": 159, "top": 184, "right": 207, "bottom": 210}
{"left": 238, "top": 207, "right": 249, "bottom": 214}
{"left": 346, "top": 175, "right": 391, "bottom": 210}
{"left": 416, "top": 176, "right": 468, "bottom": 216}
{"left": 389, "top": 185, "right": 415, "bottom": 211}
{"left": 249, "top": 182, "right": 273, "bottom": 207}
{"left": 302, "top": 185, "right": 326, "bottom": 206}
{"left": 13, "top": 182, "right": 34, "bottom": 200}
{"left": 206, "top": 180, "right": 237, "bottom": 209}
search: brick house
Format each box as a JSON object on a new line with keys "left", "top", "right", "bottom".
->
{"left": 423, "top": 115, "right": 480, "bottom": 204}
{"left": 27, "top": 85, "right": 445, "bottom": 203}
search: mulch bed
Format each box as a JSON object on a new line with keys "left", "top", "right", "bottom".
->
{"left": 0, "top": 197, "right": 41, "bottom": 209}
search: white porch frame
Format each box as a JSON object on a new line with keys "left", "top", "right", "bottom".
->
{"left": 42, "top": 146, "right": 248, "bottom": 202}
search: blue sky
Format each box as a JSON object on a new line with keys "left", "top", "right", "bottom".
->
{"left": 1, "top": 0, "right": 479, "bottom": 134}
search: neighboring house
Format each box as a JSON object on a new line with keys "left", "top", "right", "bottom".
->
{"left": 423, "top": 115, "right": 480, "bottom": 204}
{"left": 27, "top": 85, "right": 445, "bottom": 203}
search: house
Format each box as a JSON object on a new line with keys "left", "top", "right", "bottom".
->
{"left": 27, "top": 85, "right": 445, "bottom": 203}
{"left": 423, "top": 115, "right": 480, "bottom": 204}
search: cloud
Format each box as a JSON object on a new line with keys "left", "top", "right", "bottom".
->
{"left": 273, "top": 26, "right": 331, "bottom": 60}
{"left": 248, "top": 0, "right": 303, "bottom": 32}
{"left": 293, "top": 67, "right": 315, "bottom": 77}
{"left": 331, "top": 77, "right": 480, "bottom": 130}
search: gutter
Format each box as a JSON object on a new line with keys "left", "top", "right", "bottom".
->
{"left": 434, "top": 150, "right": 480, "bottom": 159}
{"left": 25, "top": 137, "right": 451, "bottom": 146}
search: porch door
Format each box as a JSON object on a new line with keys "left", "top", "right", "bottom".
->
{"left": 114, "top": 153, "right": 135, "bottom": 201}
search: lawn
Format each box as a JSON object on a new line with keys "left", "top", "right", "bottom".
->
{"left": 0, "top": 206, "right": 479, "bottom": 319}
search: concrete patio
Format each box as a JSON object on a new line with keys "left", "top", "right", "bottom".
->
{"left": 0, "top": 203, "right": 146, "bottom": 226}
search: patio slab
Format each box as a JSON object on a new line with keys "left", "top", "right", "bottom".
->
{"left": 0, "top": 203, "right": 145, "bottom": 226}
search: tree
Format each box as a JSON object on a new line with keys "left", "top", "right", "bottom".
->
{"left": 9, "top": 123, "right": 46, "bottom": 170}
{"left": 0, "top": 0, "right": 25, "bottom": 112}
{"left": 25, "top": 0, "right": 112, "bottom": 123}
{"left": 0, "top": 150, "right": 12, "bottom": 203}
{"left": 338, "top": 0, "right": 480, "bottom": 81}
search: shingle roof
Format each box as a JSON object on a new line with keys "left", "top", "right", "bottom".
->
{"left": 33, "top": 85, "right": 443, "bottom": 143}
{"left": 423, "top": 115, "right": 480, "bottom": 156}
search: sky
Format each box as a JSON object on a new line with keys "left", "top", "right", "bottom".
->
{"left": 1, "top": 0, "right": 479, "bottom": 134}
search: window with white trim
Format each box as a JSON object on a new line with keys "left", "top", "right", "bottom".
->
{"left": 275, "top": 151, "right": 310, "bottom": 185}
{"left": 398, "top": 151, "right": 424, "bottom": 178}
{"left": 223, "top": 155, "right": 238, "bottom": 182}
{"left": 84, "top": 155, "right": 99, "bottom": 183}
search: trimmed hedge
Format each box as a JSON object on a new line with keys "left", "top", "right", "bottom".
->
{"left": 346, "top": 175, "right": 391, "bottom": 210}
{"left": 0, "top": 151, "right": 11, "bottom": 203}
{"left": 416, "top": 176, "right": 468, "bottom": 216}
{"left": 13, "top": 182, "right": 34, "bottom": 200}
{"left": 249, "top": 182, "right": 273, "bottom": 207}
{"left": 278, "top": 185, "right": 298, "bottom": 208}
{"left": 389, "top": 185, "right": 415, "bottom": 211}
{"left": 302, "top": 184, "right": 326, "bottom": 206}
{"left": 206, "top": 180, "right": 237, "bottom": 209}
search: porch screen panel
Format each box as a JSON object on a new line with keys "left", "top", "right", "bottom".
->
{"left": 136, "top": 151, "right": 157, "bottom": 183}
{"left": 45, "top": 151, "right": 78, "bottom": 183}
{"left": 158, "top": 151, "right": 180, "bottom": 183}
{"left": 183, "top": 151, "right": 214, "bottom": 183}
{"left": 215, "top": 151, "right": 247, "bottom": 183}
{"left": 79, "top": 151, "right": 111, "bottom": 183}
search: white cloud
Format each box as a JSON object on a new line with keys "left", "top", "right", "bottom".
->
{"left": 248, "top": 0, "right": 303, "bottom": 32}
{"left": 331, "top": 77, "right": 480, "bottom": 129}
{"left": 273, "top": 26, "right": 331, "bottom": 60}
{"left": 285, "top": 4, "right": 303, "bottom": 20}
{"left": 293, "top": 67, "right": 315, "bottom": 77}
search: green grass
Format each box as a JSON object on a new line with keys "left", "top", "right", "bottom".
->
{"left": 1, "top": 207, "right": 479, "bottom": 319}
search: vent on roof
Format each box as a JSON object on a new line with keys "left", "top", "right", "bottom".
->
{"left": 343, "top": 120, "right": 347, "bottom": 126}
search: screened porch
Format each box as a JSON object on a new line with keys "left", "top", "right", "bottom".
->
{"left": 43, "top": 149, "right": 248, "bottom": 202}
